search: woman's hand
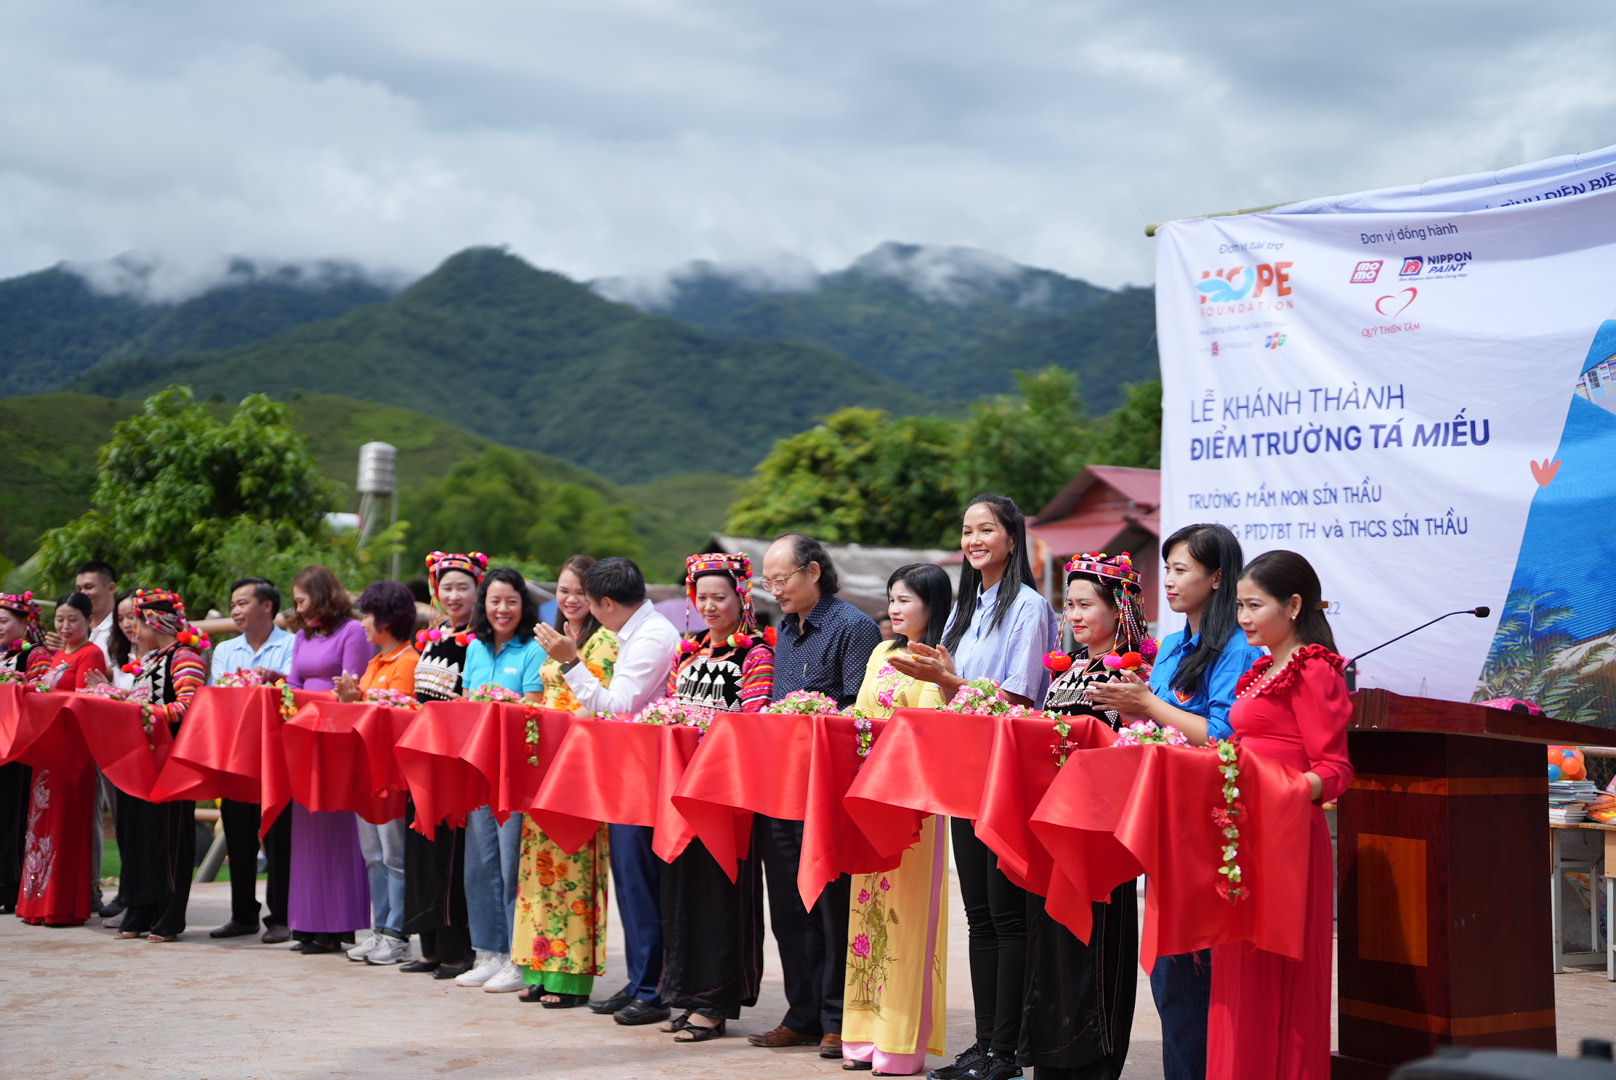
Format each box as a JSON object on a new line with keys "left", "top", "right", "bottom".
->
{"left": 253, "top": 666, "right": 285, "bottom": 684}
{"left": 334, "top": 672, "right": 360, "bottom": 703}
{"left": 1083, "top": 669, "right": 1157, "bottom": 715}
{"left": 83, "top": 668, "right": 109, "bottom": 689}
{"left": 886, "top": 641, "right": 956, "bottom": 685}
{"left": 533, "top": 623, "right": 578, "bottom": 666}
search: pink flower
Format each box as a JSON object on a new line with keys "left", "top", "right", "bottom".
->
{"left": 852, "top": 933, "right": 871, "bottom": 958}
{"left": 858, "top": 889, "right": 871, "bottom": 904}
{"left": 878, "top": 877, "right": 890, "bottom": 891}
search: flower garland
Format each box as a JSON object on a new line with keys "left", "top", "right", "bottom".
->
{"left": 467, "top": 683, "right": 524, "bottom": 704}
{"left": 1112, "top": 720, "right": 1191, "bottom": 747}
{"left": 941, "top": 678, "right": 1050, "bottom": 718}
{"left": 1212, "top": 740, "right": 1247, "bottom": 902}
{"left": 83, "top": 683, "right": 149, "bottom": 703}
{"left": 0, "top": 669, "right": 28, "bottom": 686}
{"left": 362, "top": 687, "right": 422, "bottom": 710}
{"left": 138, "top": 700, "right": 158, "bottom": 750}
{"left": 279, "top": 682, "right": 299, "bottom": 724}
{"left": 762, "top": 689, "right": 840, "bottom": 715}
{"left": 635, "top": 696, "right": 716, "bottom": 734}
{"left": 217, "top": 668, "right": 269, "bottom": 688}
{"left": 523, "top": 703, "right": 543, "bottom": 767}
{"left": 853, "top": 714, "right": 874, "bottom": 759}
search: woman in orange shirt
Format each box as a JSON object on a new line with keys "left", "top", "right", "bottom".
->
{"left": 336, "top": 581, "right": 420, "bottom": 966}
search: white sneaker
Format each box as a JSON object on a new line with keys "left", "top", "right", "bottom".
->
{"left": 364, "top": 935, "right": 411, "bottom": 966}
{"left": 454, "top": 951, "right": 503, "bottom": 987}
{"left": 346, "top": 933, "right": 381, "bottom": 962}
{"left": 482, "top": 959, "right": 524, "bottom": 993}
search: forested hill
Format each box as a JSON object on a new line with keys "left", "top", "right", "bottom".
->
{"left": 598, "top": 242, "right": 1157, "bottom": 412}
{"left": 65, "top": 247, "right": 937, "bottom": 484}
{"left": 0, "top": 260, "right": 394, "bottom": 397}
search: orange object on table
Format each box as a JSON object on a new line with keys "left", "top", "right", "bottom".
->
{"left": 1029, "top": 742, "right": 1312, "bottom": 964}
{"left": 393, "top": 699, "right": 575, "bottom": 832}
{"left": 844, "top": 708, "right": 1117, "bottom": 904}
{"left": 527, "top": 717, "right": 703, "bottom": 857}
{"left": 148, "top": 685, "right": 327, "bottom": 832}
{"left": 281, "top": 700, "right": 420, "bottom": 824}
{"left": 671, "top": 711, "right": 897, "bottom": 907}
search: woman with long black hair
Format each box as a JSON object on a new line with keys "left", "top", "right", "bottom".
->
{"left": 841, "top": 563, "right": 954, "bottom": 1076}
{"left": 890, "top": 494, "right": 1059, "bottom": 1080}
{"left": 1087, "top": 523, "right": 1264, "bottom": 1080}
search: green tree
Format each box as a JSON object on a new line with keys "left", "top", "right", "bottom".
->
{"left": 1089, "top": 379, "right": 1162, "bottom": 469}
{"left": 953, "top": 367, "right": 1091, "bottom": 515}
{"left": 726, "top": 408, "right": 959, "bottom": 547}
{"left": 403, "top": 447, "right": 642, "bottom": 574}
{"left": 38, "top": 386, "right": 345, "bottom": 610}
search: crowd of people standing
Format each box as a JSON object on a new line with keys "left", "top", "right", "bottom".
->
{"left": 0, "top": 494, "right": 1352, "bottom": 1080}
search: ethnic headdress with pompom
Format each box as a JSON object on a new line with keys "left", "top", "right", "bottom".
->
{"left": 681, "top": 552, "right": 765, "bottom": 653}
{"left": 426, "top": 551, "right": 489, "bottom": 597}
{"left": 1045, "top": 551, "right": 1155, "bottom": 672}
{"left": 1064, "top": 551, "right": 1142, "bottom": 593}
{"left": 0, "top": 590, "right": 46, "bottom": 650}
{"left": 132, "top": 588, "right": 210, "bottom": 651}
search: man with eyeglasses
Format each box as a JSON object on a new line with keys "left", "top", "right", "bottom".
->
{"left": 748, "top": 533, "right": 882, "bottom": 1061}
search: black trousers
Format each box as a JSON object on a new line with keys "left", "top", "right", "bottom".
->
{"left": 0, "top": 763, "right": 29, "bottom": 908}
{"left": 756, "top": 814, "right": 851, "bottom": 1036}
{"left": 952, "top": 816, "right": 1028, "bottom": 1057}
{"left": 119, "top": 793, "right": 196, "bottom": 937}
{"left": 221, "top": 798, "right": 291, "bottom": 927}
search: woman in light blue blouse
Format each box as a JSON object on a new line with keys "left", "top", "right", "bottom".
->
{"left": 891, "top": 493, "right": 1058, "bottom": 1080}
{"left": 1088, "top": 523, "right": 1264, "bottom": 1080}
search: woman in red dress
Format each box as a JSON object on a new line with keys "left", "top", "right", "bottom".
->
{"left": 18, "top": 592, "right": 106, "bottom": 926}
{"left": 1208, "top": 550, "right": 1352, "bottom": 1080}
{"left": 1, "top": 591, "right": 54, "bottom": 915}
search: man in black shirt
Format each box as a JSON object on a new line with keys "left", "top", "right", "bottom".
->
{"left": 747, "top": 533, "right": 881, "bottom": 1060}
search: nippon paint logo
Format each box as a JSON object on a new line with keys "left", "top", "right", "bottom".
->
{"left": 1400, "top": 252, "right": 1472, "bottom": 279}
{"left": 1195, "top": 262, "right": 1294, "bottom": 315}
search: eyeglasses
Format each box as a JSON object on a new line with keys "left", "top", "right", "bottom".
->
{"left": 761, "top": 565, "right": 810, "bottom": 593}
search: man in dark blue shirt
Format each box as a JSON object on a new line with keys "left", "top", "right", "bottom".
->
{"left": 747, "top": 533, "right": 881, "bottom": 1060}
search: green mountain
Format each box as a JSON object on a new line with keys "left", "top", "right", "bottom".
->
{"left": 66, "top": 247, "right": 939, "bottom": 484}
{"left": 0, "top": 259, "right": 394, "bottom": 397}
{"left": 0, "top": 392, "right": 728, "bottom": 582}
{"left": 599, "top": 242, "right": 1153, "bottom": 410}
{"left": 947, "top": 286, "right": 1160, "bottom": 407}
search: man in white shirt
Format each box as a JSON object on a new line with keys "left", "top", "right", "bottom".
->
{"left": 207, "top": 578, "right": 297, "bottom": 944}
{"left": 535, "top": 557, "right": 679, "bottom": 1026}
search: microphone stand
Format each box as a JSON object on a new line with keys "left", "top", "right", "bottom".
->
{"left": 1344, "top": 607, "right": 1489, "bottom": 692}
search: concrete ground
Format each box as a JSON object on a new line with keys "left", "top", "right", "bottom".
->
{"left": 1, "top": 874, "right": 1611, "bottom": 1079}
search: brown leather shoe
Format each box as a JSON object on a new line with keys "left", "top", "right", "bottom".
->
{"left": 747, "top": 1024, "right": 819, "bottom": 1048}
{"left": 819, "top": 1033, "right": 844, "bottom": 1059}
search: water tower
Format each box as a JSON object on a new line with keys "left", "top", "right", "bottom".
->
{"left": 356, "top": 442, "right": 399, "bottom": 579}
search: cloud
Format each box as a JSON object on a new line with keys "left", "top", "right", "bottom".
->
{"left": 0, "top": 0, "right": 1612, "bottom": 297}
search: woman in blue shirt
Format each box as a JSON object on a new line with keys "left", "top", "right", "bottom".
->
{"left": 455, "top": 568, "right": 546, "bottom": 995}
{"left": 1088, "top": 523, "right": 1263, "bottom": 1080}
{"left": 892, "top": 493, "right": 1059, "bottom": 1080}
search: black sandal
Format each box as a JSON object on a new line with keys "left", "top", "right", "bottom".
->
{"left": 659, "top": 1011, "right": 694, "bottom": 1033}
{"left": 673, "top": 1017, "right": 725, "bottom": 1042}
{"left": 842, "top": 1063, "right": 872, "bottom": 1072}
{"left": 540, "top": 992, "right": 590, "bottom": 1009}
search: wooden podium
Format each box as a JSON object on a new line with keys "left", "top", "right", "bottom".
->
{"left": 1333, "top": 690, "right": 1616, "bottom": 1078}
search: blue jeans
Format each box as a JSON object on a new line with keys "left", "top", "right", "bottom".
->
{"left": 357, "top": 817, "right": 408, "bottom": 936}
{"left": 464, "top": 807, "right": 523, "bottom": 955}
{"left": 1150, "top": 950, "right": 1212, "bottom": 1080}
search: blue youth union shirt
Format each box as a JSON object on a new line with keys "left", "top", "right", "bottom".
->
{"left": 1147, "top": 626, "right": 1265, "bottom": 741}
{"left": 462, "top": 635, "right": 547, "bottom": 695}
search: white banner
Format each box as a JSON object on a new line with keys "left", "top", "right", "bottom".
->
{"left": 1155, "top": 144, "right": 1616, "bottom": 719}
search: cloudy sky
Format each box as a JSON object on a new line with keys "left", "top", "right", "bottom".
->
{"left": 1, "top": 0, "right": 1612, "bottom": 297}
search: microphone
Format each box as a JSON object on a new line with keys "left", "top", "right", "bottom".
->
{"left": 1344, "top": 607, "right": 1490, "bottom": 691}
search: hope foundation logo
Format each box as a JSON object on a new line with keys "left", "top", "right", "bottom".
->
{"left": 1194, "top": 262, "right": 1295, "bottom": 315}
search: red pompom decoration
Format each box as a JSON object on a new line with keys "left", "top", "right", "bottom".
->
{"left": 679, "top": 638, "right": 700, "bottom": 655}
{"left": 763, "top": 626, "right": 778, "bottom": 648}
{"left": 730, "top": 632, "right": 754, "bottom": 649}
{"left": 1119, "top": 651, "right": 1144, "bottom": 670}
{"left": 1043, "top": 651, "right": 1074, "bottom": 672}
{"left": 1101, "top": 653, "right": 1123, "bottom": 670}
